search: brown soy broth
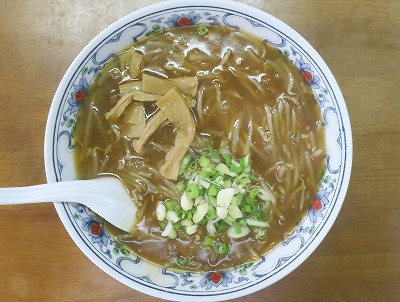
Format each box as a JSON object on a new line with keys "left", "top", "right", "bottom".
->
{"left": 74, "top": 25, "right": 326, "bottom": 271}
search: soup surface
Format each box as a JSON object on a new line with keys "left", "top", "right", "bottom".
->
{"left": 74, "top": 25, "right": 326, "bottom": 271}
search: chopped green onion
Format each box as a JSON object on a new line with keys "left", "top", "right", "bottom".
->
{"left": 256, "top": 228, "right": 267, "bottom": 239}
{"left": 206, "top": 219, "right": 217, "bottom": 235}
{"left": 198, "top": 217, "right": 208, "bottom": 226}
{"left": 188, "top": 161, "right": 198, "bottom": 172}
{"left": 165, "top": 199, "right": 180, "bottom": 212}
{"left": 239, "top": 219, "right": 247, "bottom": 226}
{"left": 206, "top": 141, "right": 218, "bottom": 157}
{"left": 176, "top": 181, "right": 186, "bottom": 192}
{"left": 213, "top": 242, "right": 229, "bottom": 255}
{"left": 173, "top": 221, "right": 182, "bottom": 230}
{"left": 224, "top": 154, "right": 232, "bottom": 166}
{"left": 183, "top": 170, "right": 193, "bottom": 179}
{"left": 201, "top": 163, "right": 216, "bottom": 175}
{"left": 245, "top": 197, "right": 255, "bottom": 204}
{"left": 179, "top": 154, "right": 192, "bottom": 175}
{"left": 228, "top": 204, "right": 243, "bottom": 219}
{"left": 239, "top": 177, "right": 251, "bottom": 185}
{"left": 216, "top": 188, "right": 235, "bottom": 209}
{"left": 230, "top": 159, "right": 243, "bottom": 174}
{"left": 181, "top": 219, "right": 193, "bottom": 227}
{"left": 223, "top": 214, "right": 236, "bottom": 225}
{"left": 215, "top": 220, "right": 229, "bottom": 232}
{"left": 244, "top": 205, "right": 252, "bottom": 213}
{"left": 228, "top": 225, "right": 250, "bottom": 238}
{"left": 186, "top": 224, "right": 198, "bottom": 235}
{"left": 250, "top": 210, "right": 264, "bottom": 220}
{"left": 249, "top": 187, "right": 259, "bottom": 198}
{"left": 258, "top": 187, "right": 276, "bottom": 203}
{"left": 177, "top": 256, "right": 189, "bottom": 266}
{"left": 186, "top": 183, "right": 200, "bottom": 199}
{"left": 187, "top": 182, "right": 198, "bottom": 191}
{"left": 216, "top": 206, "right": 229, "bottom": 219}
{"left": 221, "top": 148, "right": 230, "bottom": 157}
{"left": 233, "top": 223, "right": 242, "bottom": 234}
{"left": 208, "top": 184, "right": 220, "bottom": 197}
{"left": 193, "top": 202, "right": 208, "bottom": 224}
{"left": 166, "top": 211, "right": 180, "bottom": 223}
{"left": 199, "top": 155, "right": 211, "bottom": 167}
{"left": 161, "top": 221, "right": 177, "bottom": 239}
{"left": 197, "top": 25, "right": 209, "bottom": 37}
{"left": 203, "top": 236, "right": 214, "bottom": 246}
{"left": 194, "top": 196, "right": 206, "bottom": 206}
{"left": 231, "top": 195, "right": 243, "bottom": 205}
{"left": 155, "top": 202, "right": 166, "bottom": 221}
{"left": 240, "top": 154, "right": 250, "bottom": 168}
{"left": 209, "top": 195, "right": 217, "bottom": 207}
{"left": 210, "top": 172, "right": 220, "bottom": 181}
{"left": 246, "top": 218, "right": 270, "bottom": 228}
{"left": 198, "top": 178, "right": 211, "bottom": 189}
{"left": 205, "top": 206, "right": 217, "bottom": 220}
{"left": 168, "top": 228, "right": 177, "bottom": 239}
{"left": 180, "top": 192, "right": 194, "bottom": 211}
{"left": 216, "top": 163, "right": 237, "bottom": 177}
{"left": 218, "top": 244, "right": 229, "bottom": 255}
{"left": 234, "top": 184, "right": 247, "bottom": 194}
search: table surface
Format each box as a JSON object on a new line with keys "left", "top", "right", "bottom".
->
{"left": 0, "top": 0, "right": 399, "bottom": 301}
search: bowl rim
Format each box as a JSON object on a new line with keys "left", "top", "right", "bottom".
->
{"left": 44, "top": 0, "right": 353, "bottom": 300}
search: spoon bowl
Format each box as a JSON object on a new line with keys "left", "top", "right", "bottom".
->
{"left": 0, "top": 177, "right": 137, "bottom": 233}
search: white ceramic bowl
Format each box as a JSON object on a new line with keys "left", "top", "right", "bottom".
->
{"left": 44, "top": 0, "right": 352, "bottom": 301}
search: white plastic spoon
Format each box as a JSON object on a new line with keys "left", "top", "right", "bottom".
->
{"left": 0, "top": 177, "right": 137, "bottom": 232}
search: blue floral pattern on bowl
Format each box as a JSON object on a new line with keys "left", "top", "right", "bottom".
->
{"left": 46, "top": 2, "right": 351, "bottom": 301}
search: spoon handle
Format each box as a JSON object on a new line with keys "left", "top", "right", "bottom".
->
{"left": 0, "top": 177, "right": 137, "bottom": 233}
{"left": 0, "top": 178, "right": 113, "bottom": 205}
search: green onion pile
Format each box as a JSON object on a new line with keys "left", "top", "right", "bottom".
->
{"left": 155, "top": 142, "right": 276, "bottom": 257}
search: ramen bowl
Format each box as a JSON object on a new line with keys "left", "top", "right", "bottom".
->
{"left": 44, "top": 0, "right": 352, "bottom": 301}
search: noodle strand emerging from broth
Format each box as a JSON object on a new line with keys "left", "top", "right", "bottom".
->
{"left": 243, "top": 116, "right": 254, "bottom": 156}
{"left": 230, "top": 117, "right": 241, "bottom": 155}
{"left": 197, "top": 86, "right": 205, "bottom": 123}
